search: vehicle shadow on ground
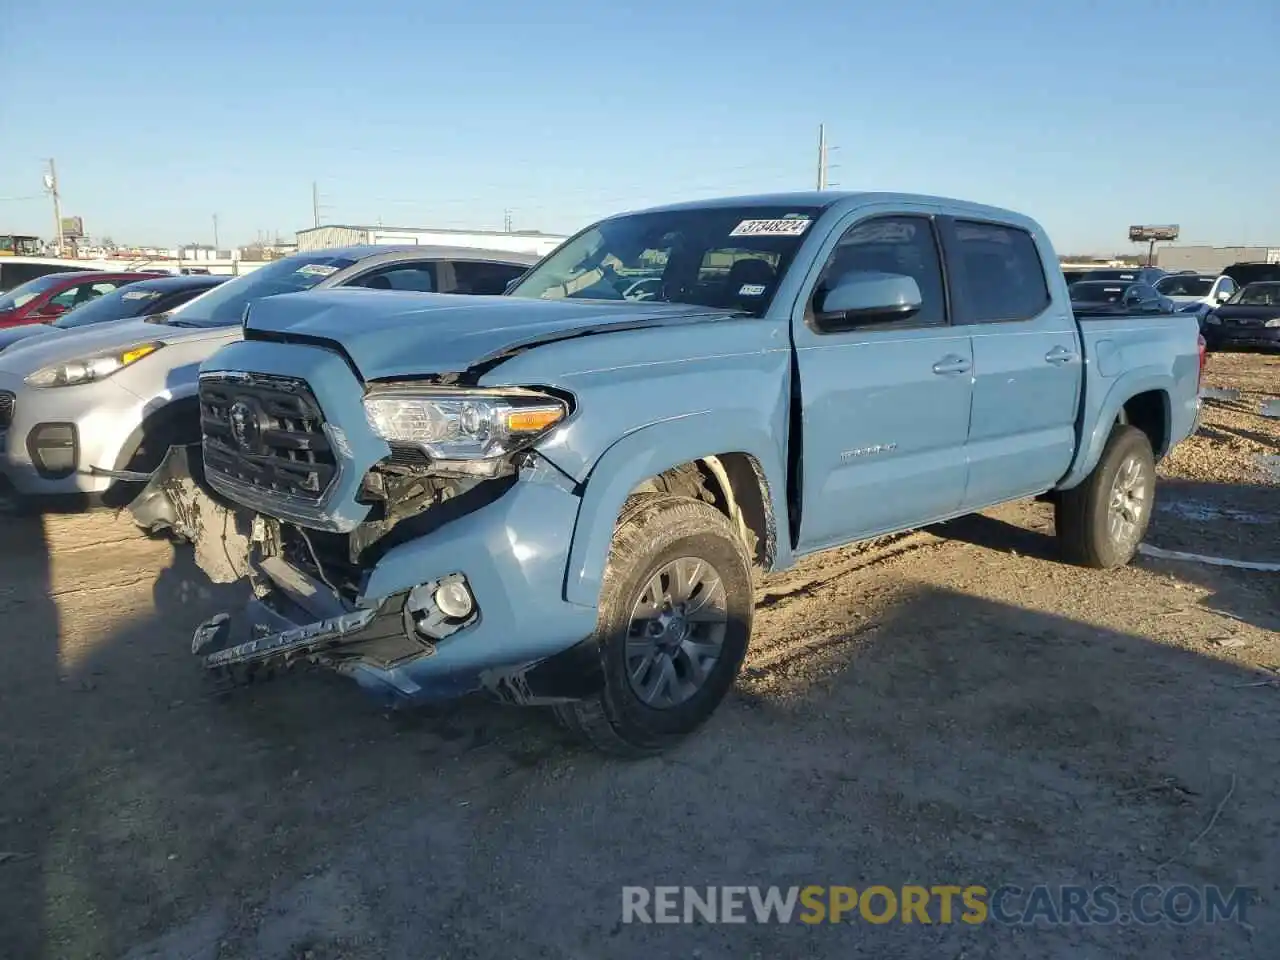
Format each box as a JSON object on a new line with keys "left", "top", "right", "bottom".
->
{"left": 0, "top": 510, "right": 60, "bottom": 959}
{"left": 10, "top": 526, "right": 1280, "bottom": 959}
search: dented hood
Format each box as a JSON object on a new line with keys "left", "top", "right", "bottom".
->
{"left": 243, "top": 289, "right": 738, "bottom": 380}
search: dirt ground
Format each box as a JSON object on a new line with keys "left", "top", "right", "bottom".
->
{"left": 1, "top": 352, "right": 1277, "bottom": 960}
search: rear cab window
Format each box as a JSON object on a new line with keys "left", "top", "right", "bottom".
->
{"left": 947, "top": 220, "right": 1051, "bottom": 323}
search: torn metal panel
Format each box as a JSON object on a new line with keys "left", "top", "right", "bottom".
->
{"left": 1262, "top": 399, "right": 1280, "bottom": 419}
{"left": 1138, "top": 543, "right": 1280, "bottom": 572}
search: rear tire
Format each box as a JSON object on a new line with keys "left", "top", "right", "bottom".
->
{"left": 555, "top": 494, "right": 753, "bottom": 756}
{"left": 1055, "top": 424, "right": 1156, "bottom": 569}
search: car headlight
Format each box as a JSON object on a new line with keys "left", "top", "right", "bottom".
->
{"left": 25, "top": 342, "right": 164, "bottom": 388}
{"left": 363, "top": 386, "right": 569, "bottom": 460}
{"left": 1265, "top": 318, "right": 1280, "bottom": 328}
{"left": 1204, "top": 314, "right": 1222, "bottom": 325}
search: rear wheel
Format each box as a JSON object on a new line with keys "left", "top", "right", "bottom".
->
{"left": 555, "top": 494, "right": 753, "bottom": 756}
{"left": 1055, "top": 424, "right": 1155, "bottom": 569}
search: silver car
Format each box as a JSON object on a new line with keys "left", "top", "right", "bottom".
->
{"left": 0, "top": 245, "right": 537, "bottom": 503}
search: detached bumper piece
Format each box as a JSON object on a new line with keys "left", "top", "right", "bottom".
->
{"left": 191, "top": 553, "right": 479, "bottom": 688}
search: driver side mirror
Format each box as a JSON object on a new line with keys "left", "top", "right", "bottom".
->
{"left": 815, "top": 272, "right": 922, "bottom": 330}
{"left": 40, "top": 302, "right": 68, "bottom": 316}
{"left": 1216, "top": 290, "right": 1231, "bottom": 303}
{"left": 504, "top": 277, "right": 521, "bottom": 294}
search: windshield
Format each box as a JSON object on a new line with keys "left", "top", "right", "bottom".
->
{"left": 506, "top": 205, "right": 824, "bottom": 316}
{"left": 1155, "top": 275, "right": 1213, "bottom": 297}
{"left": 161, "top": 254, "right": 356, "bottom": 327}
{"left": 1228, "top": 282, "right": 1280, "bottom": 306}
{"left": 52, "top": 283, "right": 173, "bottom": 328}
{"left": 1070, "top": 281, "right": 1135, "bottom": 303}
{"left": 0, "top": 274, "right": 63, "bottom": 312}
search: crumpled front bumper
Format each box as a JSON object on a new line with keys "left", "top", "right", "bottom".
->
{"left": 146, "top": 450, "right": 603, "bottom": 707}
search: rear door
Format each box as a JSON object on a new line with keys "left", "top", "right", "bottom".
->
{"left": 940, "top": 218, "right": 1081, "bottom": 508}
{"left": 792, "top": 211, "right": 973, "bottom": 551}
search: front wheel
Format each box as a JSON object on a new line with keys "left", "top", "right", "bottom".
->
{"left": 555, "top": 494, "right": 754, "bottom": 756}
{"left": 1055, "top": 424, "right": 1156, "bottom": 569}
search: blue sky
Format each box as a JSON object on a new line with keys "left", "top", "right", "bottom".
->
{"left": 2, "top": 0, "right": 1276, "bottom": 253}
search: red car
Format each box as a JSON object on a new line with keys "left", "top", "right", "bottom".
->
{"left": 0, "top": 270, "right": 165, "bottom": 328}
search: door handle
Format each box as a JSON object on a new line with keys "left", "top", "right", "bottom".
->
{"left": 1044, "top": 346, "right": 1078, "bottom": 365}
{"left": 932, "top": 354, "right": 972, "bottom": 375}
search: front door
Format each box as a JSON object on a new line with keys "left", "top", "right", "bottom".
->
{"left": 792, "top": 213, "right": 973, "bottom": 552}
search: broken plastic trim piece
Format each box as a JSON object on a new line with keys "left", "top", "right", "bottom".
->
{"left": 1138, "top": 543, "right": 1280, "bottom": 573}
{"left": 198, "top": 605, "right": 381, "bottom": 668}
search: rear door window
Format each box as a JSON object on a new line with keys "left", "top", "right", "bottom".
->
{"left": 349, "top": 263, "right": 438, "bottom": 292}
{"left": 948, "top": 220, "right": 1051, "bottom": 323}
{"left": 449, "top": 260, "right": 527, "bottom": 295}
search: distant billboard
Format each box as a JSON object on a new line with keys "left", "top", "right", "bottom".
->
{"left": 1129, "top": 224, "right": 1179, "bottom": 243}
{"left": 61, "top": 216, "right": 85, "bottom": 238}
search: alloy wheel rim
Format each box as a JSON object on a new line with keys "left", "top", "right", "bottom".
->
{"left": 625, "top": 556, "right": 729, "bottom": 709}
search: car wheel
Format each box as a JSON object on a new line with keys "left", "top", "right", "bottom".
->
{"left": 555, "top": 494, "right": 753, "bottom": 756}
{"left": 1055, "top": 424, "right": 1156, "bottom": 569}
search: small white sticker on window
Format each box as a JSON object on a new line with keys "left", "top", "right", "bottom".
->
{"left": 729, "top": 218, "right": 812, "bottom": 237}
{"left": 296, "top": 263, "right": 340, "bottom": 277}
{"left": 738, "top": 283, "right": 767, "bottom": 296}
{"left": 122, "top": 290, "right": 162, "bottom": 300}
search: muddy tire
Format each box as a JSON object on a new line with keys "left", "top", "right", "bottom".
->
{"left": 555, "top": 494, "right": 753, "bottom": 756}
{"left": 1055, "top": 425, "right": 1156, "bottom": 569}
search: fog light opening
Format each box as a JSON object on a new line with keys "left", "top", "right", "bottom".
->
{"left": 434, "top": 580, "right": 474, "bottom": 619}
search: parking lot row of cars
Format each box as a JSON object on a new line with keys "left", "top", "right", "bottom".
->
{"left": 1063, "top": 262, "right": 1280, "bottom": 351}
{"left": 0, "top": 246, "right": 538, "bottom": 504}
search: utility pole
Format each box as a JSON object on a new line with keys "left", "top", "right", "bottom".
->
{"left": 212, "top": 213, "right": 220, "bottom": 252}
{"left": 816, "top": 124, "right": 828, "bottom": 191}
{"left": 43, "top": 159, "right": 64, "bottom": 256}
{"left": 504, "top": 208, "right": 513, "bottom": 232}
{"left": 312, "top": 181, "right": 321, "bottom": 227}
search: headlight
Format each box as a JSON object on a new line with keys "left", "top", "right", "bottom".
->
{"left": 363, "top": 386, "right": 569, "bottom": 460}
{"left": 1265, "top": 318, "right": 1280, "bottom": 328}
{"left": 25, "top": 342, "right": 164, "bottom": 388}
{"left": 1204, "top": 314, "right": 1221, "bottom": 325}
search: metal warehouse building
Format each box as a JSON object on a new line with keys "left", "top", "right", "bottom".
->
{"left": 296, "top": 224, "right": 566, "bottom": 257}
{"left": 1156, "top": 244, "right": 1280, "bottom": 274}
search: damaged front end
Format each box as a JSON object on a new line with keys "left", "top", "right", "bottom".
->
{"left": 126, "top": 439, "right": 600, "bottom": 705}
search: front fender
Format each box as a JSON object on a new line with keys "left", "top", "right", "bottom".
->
{"left": 1058, "top": 371, "right": 1172, "bottom": 490}
{"left": 562, "top": 412, "right": 791, "bottom": 608}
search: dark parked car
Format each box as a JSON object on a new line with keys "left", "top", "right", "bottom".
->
{"left": 1077, "top": 266, "right": 1168, "bottom": 285}
{"left": 0, "top": 270, "right": 162, "bottom": 328}
{"left": 0, "top": 258, "right": 101, "bottom": 293}
{"left": 0, "top": 274, "right": 227, "bottom": 353}
{"left": 1068, "top": 280, "right": 1175, "bottom": 315}
{"left": 1202, "top": 281, "right": 1280, "bottom": 351}
{"left": 1222, "top": 261, "right": 1280, "bottom": 289}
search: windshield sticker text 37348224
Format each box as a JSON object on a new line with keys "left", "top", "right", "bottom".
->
{"left": 729, "top": 218, "right": 812, "bottom": 238}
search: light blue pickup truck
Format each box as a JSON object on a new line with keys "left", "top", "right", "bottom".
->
{"left": 136, "top": 192, "right": 1205, "bottom": 754}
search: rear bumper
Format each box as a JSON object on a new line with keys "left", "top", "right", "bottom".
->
{"left": 189, "top": 469, "right": 601, "bottom": 707}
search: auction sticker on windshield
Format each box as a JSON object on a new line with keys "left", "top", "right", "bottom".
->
{"left": 730, "top": 218, "right": 812, "bottom": 237}
{"left": 296, "top": 263, "right": 340, "bottom": 278}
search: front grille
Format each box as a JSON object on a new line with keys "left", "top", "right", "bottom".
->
{"left": 0, "top": 391, "right": 13, "bottom": 429}
{"left": 200, "top": 374, "right": 336, "bottom": 502}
